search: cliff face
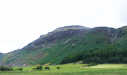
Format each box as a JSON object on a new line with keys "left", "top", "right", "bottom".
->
{"left": 1, "top": 25, "right": 127, "bottom": 65}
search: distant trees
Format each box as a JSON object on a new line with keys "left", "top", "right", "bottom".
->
{"left": 0, "top": 66, "right": 13, "bottom": 71}
{"left": 36, "top": 65, "right": 42, "bottom": 70}
{"left": 0, "top": 65, "right": 61, "bottom": 71}
{"left": 61, "top": 45, "right": 127, "bottom": 64}
{"left": 32, "top": 65, "right": 42, "bottom": 70}
{"left": 32, "top": 65, "right": 51, "bottom": 70}
{"left": 82, "top": 45, "right": 127, "bottom": 64}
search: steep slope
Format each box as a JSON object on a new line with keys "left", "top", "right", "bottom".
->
{"left": 1, "top": 25, "right": 90, "bottom": 65}
{"left": 1, "top": 25, "right": 127, "bottom": 65}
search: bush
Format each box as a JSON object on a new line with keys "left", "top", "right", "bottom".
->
{"left": 16, "top": 68, "right": 23, "bottom": 71}
{"left": 33, "top": 65, "right": 42, "bottom": 70}
{"left": 44, "top": 66, "right": 50, "bottom": 70}
{"left": 0, "top": 66, "right": 13, "bottom": 71}
{"left": 56, "top": 66, "right": 60, "bottom": 70}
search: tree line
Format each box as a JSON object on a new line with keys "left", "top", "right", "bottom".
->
{"left": 61, "top": 45, "right": 127, "bottom": 64}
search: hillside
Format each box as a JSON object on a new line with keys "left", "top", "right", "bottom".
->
{"left": 1, "top": 25, "right": 127, "bottom": 65}
{"left": 0, "top": 53, "right": 4, "bottom": 65}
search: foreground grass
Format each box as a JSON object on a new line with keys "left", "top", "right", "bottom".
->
{"left": 0, "top": 64, "right": 127, "bottom": 75}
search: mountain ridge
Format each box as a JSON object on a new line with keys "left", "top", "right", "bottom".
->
{"left": 1, "top": 25, "right": 127, "bottom": 65}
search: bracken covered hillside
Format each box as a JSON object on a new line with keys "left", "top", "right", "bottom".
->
{"left": 1, "top": 25, "right": 127, "bottom": 65}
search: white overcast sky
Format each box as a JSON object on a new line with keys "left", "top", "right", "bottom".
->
{"left": 0, "top": 0, "right": 127, "bottom": 53}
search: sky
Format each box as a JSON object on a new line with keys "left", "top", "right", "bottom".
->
{"left": 0, "top": 0, "right": 127, "bottom": 53}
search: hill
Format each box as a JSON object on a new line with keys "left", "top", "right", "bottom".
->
{"left": 0, "top": 53, "right": 4, "bottom": 65}
{"left": 1, "top": 25, "right": 127, "bottom": 65}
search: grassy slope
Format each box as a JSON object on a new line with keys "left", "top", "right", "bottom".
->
{"left": 0, "top": 27, "right": 118, "bottom": 65}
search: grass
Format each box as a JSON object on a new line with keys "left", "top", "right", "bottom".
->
{"left": 0, "top": 64, "right": 127, "bottom": 75}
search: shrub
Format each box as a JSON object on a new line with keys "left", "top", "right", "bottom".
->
{"left": 44, "top": 66, "right": 50, "bottom": 70}
{"left": 33, "top": 65, "right": 42, "bottom": 70}
{"left": 56, "top": 66, "right": 60, "bottom": 70}
{"left": 16, "top": 68, "right": 23, "bottom": 71}
{"left": 0, "top": 66, "right": 13, "bottom": 71}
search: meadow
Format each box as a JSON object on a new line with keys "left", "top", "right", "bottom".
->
{"left": 0, "top": 64, "right": 127, "bottom": 75}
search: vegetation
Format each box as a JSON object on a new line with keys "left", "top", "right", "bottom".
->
{"left": 44, "top": 66, "right": 50, "bottom": 70}
{"left": 1, "top": 26, "right": 127, "bottom": 65}
{"left": 56, "top": 66, "right": 60, "bottom": 70}
{"left": 0, "top": 66, "right": 13, "bottom": 71}
{"left": 62, "top": 45, "right": 127, "bottom": 64}
{"left": 0, "top": 64, "right": 127, "bottom": 75}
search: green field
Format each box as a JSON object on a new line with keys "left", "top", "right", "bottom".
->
{"left": 0, "top": 64, "right": 127, "bottom": 75}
